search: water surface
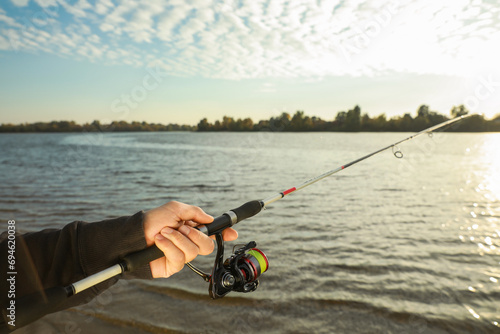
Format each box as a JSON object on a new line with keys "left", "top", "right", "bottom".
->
{"left": 1, "top": 132, "right": 499, "bottom": 333}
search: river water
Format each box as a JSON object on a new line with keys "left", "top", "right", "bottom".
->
{"left": 1, "top": 131, "right": 499, "bottom": 333}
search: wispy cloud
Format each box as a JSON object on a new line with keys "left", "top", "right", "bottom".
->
{"left": 257, "top": 82, "right": 276, "bottom": 93}
{"left": 1, "top": 0, "right": 499, "bottom": 79}
{"left": 10, "top": 0, "right": 29, "bottom": 7}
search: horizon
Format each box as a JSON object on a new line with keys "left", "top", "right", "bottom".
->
{"left": 1, "top": 105, "right": 495, "bottom": 127}
{"left": 1, "top": 1, "right": 499, "bottom": 125}
{"left": 0, "top": 105, "right": 500, "bottom": 127}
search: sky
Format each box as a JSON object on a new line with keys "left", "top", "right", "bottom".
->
{"left": 0, "top": 0, "right": 499, "bottom": 126}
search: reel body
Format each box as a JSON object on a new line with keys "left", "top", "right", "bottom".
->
{"left": 188, "top": 233, "right": 268, "bottom": 299}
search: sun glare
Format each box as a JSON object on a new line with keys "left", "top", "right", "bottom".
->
{"left": 480, "top": 134, "right": 500, "bottom": 201}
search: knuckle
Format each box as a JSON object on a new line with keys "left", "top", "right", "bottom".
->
{"left": 169, "top": 230, "right": 186, "bottom": 243}
{"left": 191, "top": 231, "right": 213, "bottom": 254}
{"left": 155, "top": 237, "right": 172, "bottom": 251}
{"left": 167, "top": 201, "right": 181, "bottom": 210}
{"left": 176, "top": 252, "right": 186, "bottom": 265}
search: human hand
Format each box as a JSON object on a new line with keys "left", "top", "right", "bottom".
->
{"left": 143, "top": 201, "right": 238, "bottom": 278}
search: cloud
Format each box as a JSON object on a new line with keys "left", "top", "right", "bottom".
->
{"left": 99, "top": 22, "right": 114, "bottom": 32}
{"left": 123, "top": 3, "right": 166, "bottom": 43}
{"left": 0, "top": 0, "right": 499, "bottom": 79}
{"left": 95, "top": 0, "right": 114, "bottom": 15}
{"left": 33, "top": 0, "right": 58, "bottom": 7}
{"left": 0, "top": 9, "right": 22, "bottom": 28}
{"left": 157, "top": 4, "right": 193, "bottom": 42}
{"left": 61, "top": 0, "right": 92, "bottom": 18}
{"left": 9, "top": 0, "right": 29, "bottom": 7}
{"left": 0, "top": 34, "right": 12, "bottom": 50}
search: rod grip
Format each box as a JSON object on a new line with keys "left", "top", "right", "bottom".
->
{"left": 232, "top": 200, "right": 263, "bottom": 222}
{"left": 205, "top": 200, "right": 262, "bottom": 235}
{"left": 121, "top": 244, "right": 164, "bottom": 272}
{"left": 205, "top": 214, "right": 233, "bottom": 236}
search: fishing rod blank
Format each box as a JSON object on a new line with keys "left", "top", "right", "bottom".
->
{"left": 11, "top": 113, "right": 476, "bottom": 331}
{"left": 262, "top": 113, "right": 476, "bottom": 207}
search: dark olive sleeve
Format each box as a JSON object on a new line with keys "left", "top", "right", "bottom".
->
{"left": 0, "top": 211, "right": 153, "bottom": 327}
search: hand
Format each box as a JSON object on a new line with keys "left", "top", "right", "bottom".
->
{"left": 143, "top": 201, "right": 238, "bottom": 278}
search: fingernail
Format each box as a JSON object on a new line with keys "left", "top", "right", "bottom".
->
{"left": 179, "top": 225, "right": 191, "bottom": 236}
{"left": 161, "top": 227, "right": 174, "bottom": 236}
{"left": 156, "top": 234, "right": 165, "bottom": 240}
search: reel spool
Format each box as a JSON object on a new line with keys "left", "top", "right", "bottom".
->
{"left": 235, "top": 248, "right": 269, "bottom": 283}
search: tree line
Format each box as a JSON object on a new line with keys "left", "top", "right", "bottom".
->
{"left": 0, "top": 120, "right": 195, "bottom": 133}
{"left": 197, "top": 105, "right": 499, "bottom": 132}
{"left": 1, "top": 105, "right": 499, "bottom": 133}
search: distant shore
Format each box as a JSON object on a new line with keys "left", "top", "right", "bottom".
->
{"left": 2, "top": 106, "right": 499, "bottom": 133}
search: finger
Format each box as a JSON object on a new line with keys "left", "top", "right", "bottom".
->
{"left": 184, "top": 220, "right": 200, "bottom": 228}
{"left": 178, "top": 225, "right": 214, "bottom": 255}
{"left": 209, "top": 227, "right": 239, "bottom": 241}
{"left": 170, "top": 202, "right": 214, "bottom": 225}
{"left": 160, "top": 227, "right": 200, "bottom": 263}
{"left": 222, "top": 228, "right": 238, "bottom": 242}
{"left": 154, "top": 234, "right": 185, "bottom": 278}
{"left": 149, "top": 256, "right": 166, "bottom": 278}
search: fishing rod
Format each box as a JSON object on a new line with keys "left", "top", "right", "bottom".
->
{"left": 12, "top": 113, "right": 476, "bottom": 330}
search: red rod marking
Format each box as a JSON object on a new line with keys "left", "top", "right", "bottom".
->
{"left": 283, "top": 187, "right": 296, "bottom": 195}
{"left": 341, "top": 166, "right": 345, "bottom": 169}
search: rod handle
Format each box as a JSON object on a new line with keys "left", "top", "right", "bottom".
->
{"left": 205, "top": 214, "right": 232, "bottom": 236}
{"left": 121, "top": 244, "right": 164, "bottom": 272}
{"left": 232, "top": 200, "right": 263, "bottom": 222}
{"left": 206, "top": 200, "right": 262, "bottom": 235}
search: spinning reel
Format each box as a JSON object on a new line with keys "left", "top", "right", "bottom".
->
{"left": 187, "top": 233, "right": 269, "bottom": 299}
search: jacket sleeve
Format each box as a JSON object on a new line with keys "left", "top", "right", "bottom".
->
{"left": 0, "top": 211, "right": 153, "bottom": 327}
